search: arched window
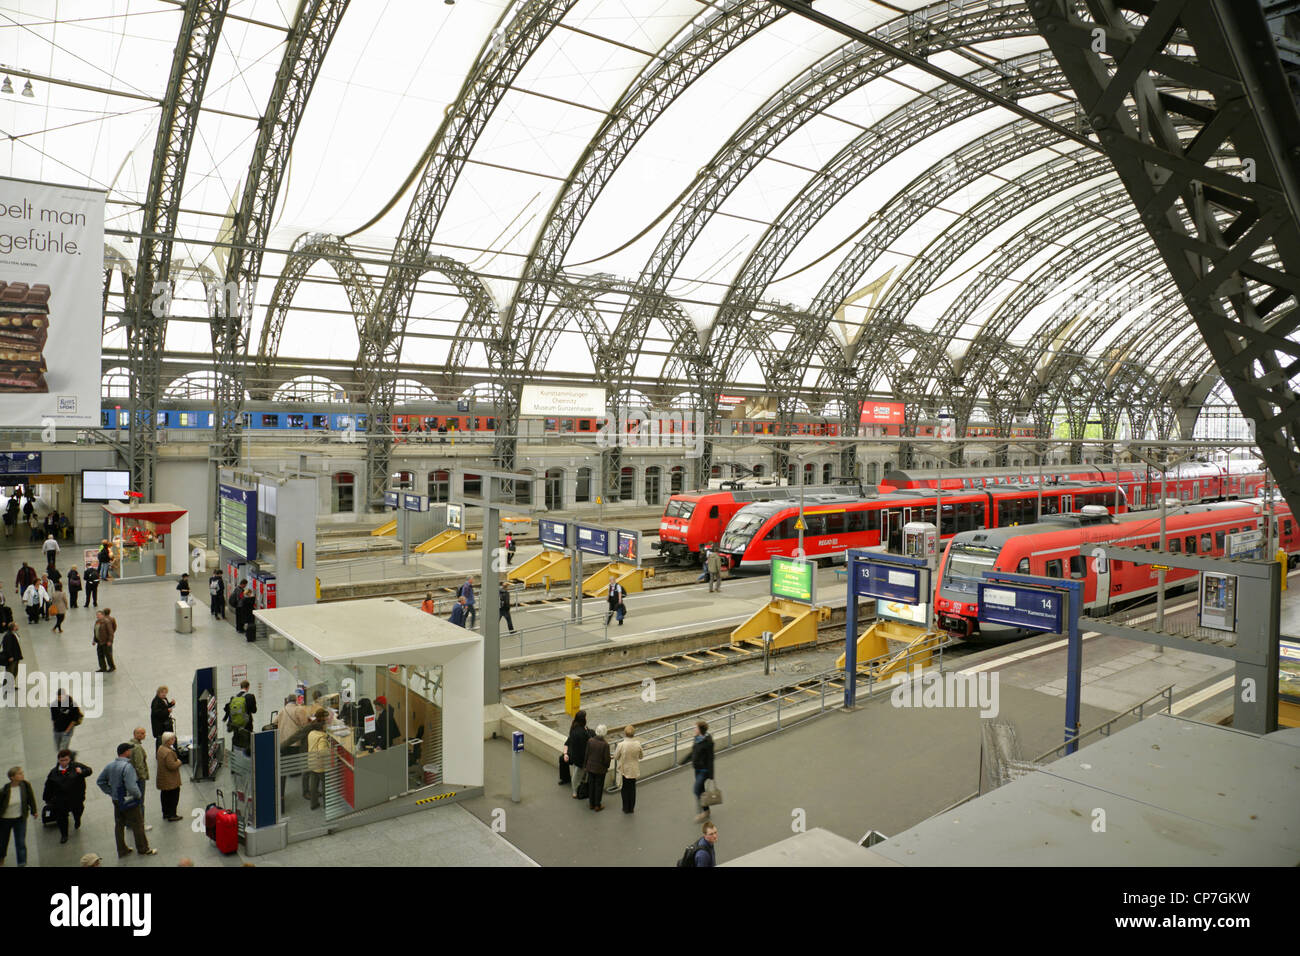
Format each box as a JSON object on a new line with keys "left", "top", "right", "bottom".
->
{"left": 670, "top": 466, "right": 685, "bottom": 494}
{"left": 575, "top": 467, "right": 592, "bottom": 503}
{"left": 274, "top": 375, "right": 348, "bottom": 403}
{"left": 391, "top": 471, "right": 413, "bottom": 490}
{"left": 645, "top": 466, "right": 662, "bottom": 505}
{"left": 822, "top": 463, "right": 833, "bottom": 484}
{"left": 102, "top": 367, "right": 131, "bottom": 400}
{"left": 620, "top": 467, "right": 636, "bottom": 501}
{"left": 428, "top": 470, "right": 450, "bottom": 503}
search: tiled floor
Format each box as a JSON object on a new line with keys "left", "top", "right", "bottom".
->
{"left": 0, "top": 541, "right": 532, "bottom": 868}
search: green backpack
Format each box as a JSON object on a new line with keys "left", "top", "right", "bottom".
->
{"left": 228, "top": 694, "right": 249, "bottom": 729}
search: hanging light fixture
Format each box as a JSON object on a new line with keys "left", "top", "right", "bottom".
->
{"left": 21, "top": 79, "right": 33, "bottom": 97}
{"left": 1, "top": 77, "right": 13, "bottom": 95}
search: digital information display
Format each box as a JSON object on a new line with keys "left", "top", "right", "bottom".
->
{"left": 219, "top": 483, "right": 257, "bottom": 560}
{"left": 854, "top": 562, "right": 925, "bottom": 604}
{"left": 2, "top": 453, "right": 41, "bottom": 474}
{"left": 576, "top": 524, "right": 609, "bottom": 556}
{"left": 771, "top": 556, "right": 814, "bottom": 603}
{"left": 617, "top": 530, "right": 639, "bottom": 565}
{"left": 81, "top": 469, "right": 128, "bottom": 501}
{"left": 447, "top": 504, "right": 463, "bottom": 531}
{"left": 402, "top": 493, "right": 429, "bottom": 512}
{"left": 539, "top": 519, "right": 568, "bottom": 549}
{"left": 977, "top": 582, "right": 1063, "bottom": 633}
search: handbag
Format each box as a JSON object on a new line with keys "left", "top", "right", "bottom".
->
{"left": 700, "top": 777, "right": 723, "bottom": 807}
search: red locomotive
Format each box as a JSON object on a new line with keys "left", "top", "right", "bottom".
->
{"left": 654, "top": 483, "right": 801, "bottom": 565}
{"left": 935, "top": 498, "right": 1299, "bottom": 640}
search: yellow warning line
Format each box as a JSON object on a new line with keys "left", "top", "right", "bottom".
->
{"left": 414, "top": 791, "right": 458, "bottom": 806}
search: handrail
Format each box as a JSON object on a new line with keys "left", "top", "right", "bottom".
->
{"left": 1032, "top": 684, "right": 1174, "bottom": 763}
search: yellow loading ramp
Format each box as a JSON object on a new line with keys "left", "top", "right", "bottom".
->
{"left": 582, "top": 562, "right": 654, "bottom": 596}
{"left": 508, "top": 549, "right": 572, "bottom": 586}
{"left": 371, "top": 519, "right": 397, "bottom": 537}
{"left": 731, "top": 598, "right": 831, "bottom": 652}
{"left": 835, "top": 618, "right": 944, "bottom": 681}
{"left": 413, "top": 529, "right": 479, "bottom": 553}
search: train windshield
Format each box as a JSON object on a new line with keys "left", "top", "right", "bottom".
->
{"left": 942, "top": 542, "right": 1001, "bottom": 594}
{"left": 720, "top": 513, "right": 766, "bottom": 551}
{"left": 664, "top": 499, "right": 696, "bottom": 520}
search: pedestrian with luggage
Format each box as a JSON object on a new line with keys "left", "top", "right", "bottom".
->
{"left": 50, "top": 688, "right": 82, "bottom": 753}
{"left": 0, "top": 766, "right": 37, "bottom": 866}
{"left": 42, "top": 750, "right": 92, "bottom": 844}
{"left": 706, "top": 547, "right": 723, "bottom": 593}
{"left": 82, "top": 563, "right": 98, "bottom": 608}
{"left": 690, "top": 821, "right": 719, "bottom": 867}
{"left": 224, "top": 680, "right": 257, "bottom": 752}
{"left": 93, "top": 610, "right": 115, "bottom": 673}
{"left": 67, "top": 567, "right": 81, "bottom": 609}
{"left": 49, "top": 583, "right": 67, "bottom": 632}
{"left": 96, "top": 743, "right": 156, "bottom": 857}
{"left": 584, "top": 724, "right": 611, "bottom": 811}
{"left": 605, "top": 581, "right": 627, "bottom": 626}
{"left": 563, "top": 709, "right": 593, "bottom": 800}
{"left": 155, "top": 733, "right": 184, "bottom": 822}
{"left": 499, "top": 582, "right": 515, "bottom": 634}
{"left": 459, "top": 577, "right": 477, "bottom": 628}
{"left": 614, "top": 725, "right": 643, "bottom": 814}
{"left": 208, "top": 570, "right": 225, "bottom": 619}
{"left": 679, "top": 719, "right": 716, "bottom": 822}
{"left": 150, "top": 686, "right": 175, "bottom": 750}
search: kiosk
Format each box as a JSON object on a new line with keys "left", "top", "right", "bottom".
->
{"left": 99, "top": 501, "right": 189, "bottom": 579}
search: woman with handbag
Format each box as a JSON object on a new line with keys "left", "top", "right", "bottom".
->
{"left": 562, "top": 710, "right": 593, "bottom": 800}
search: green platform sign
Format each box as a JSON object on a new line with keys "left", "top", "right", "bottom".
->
{"left": 771, "top": 556, "right": 815, "bottom": 604}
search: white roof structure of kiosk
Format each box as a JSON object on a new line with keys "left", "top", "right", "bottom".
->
{"left": 255, "top": 597, "right": 484, "bottom": 832}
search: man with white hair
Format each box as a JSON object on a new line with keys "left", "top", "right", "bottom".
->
{"left": 155, "top": 731, "right": 184, "bottom": 822}
{"left": 583, "top": 724, "right": 611, "bottom": 812}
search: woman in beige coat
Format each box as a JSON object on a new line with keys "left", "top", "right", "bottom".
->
{"left": 155, "top": 732, "right": 184, "bottom": 821}
{"left": 614, "top": 725, "right": 643, "bottom": 814}
{"left": 306, "top": 709, "right": 331, "bottom": 811}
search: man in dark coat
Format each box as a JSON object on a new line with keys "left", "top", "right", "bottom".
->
{"left": 43, "top": 750, "right": 93, "bottom": 843}
{"left": 583, "top": 724, "right": 611, "bottom": 811}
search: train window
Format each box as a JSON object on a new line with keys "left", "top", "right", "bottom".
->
{"left": 101, "top": 411, "right": 112, "bottom": 427}
{"left": 1169, "top": 539, "right": 1181, "bottom": 553}
{"left": 1215, "top": 530, "right": 1225, "bottom": 549}
{"left": 287, "top": 414, "right": 305, "bottom": 428}
{"left": 1017, "top": 558, "right": 1029, "bottom": 573}
{"left": 1045, "top": 559, "right": 1063, "bottom": 578}
{"left": 578, "top": 419, "right": 591, "bottom": 431}
{"left": 804, "top": 514, "right": 827, "bottom": 535}
{"left": 1286, "top": 520, "right": 1294, "bottom": 537}
{"left": 545, "top": 418, "right": 558, "bottom": 431}
{"left": 262, "top": 414, "right": 278, "bottom": 427}
{"left": 1185, "top": 535, "right": 1196, "bottom": 554}
{"left": 708, "top": 506, "right": 719, "bottom": 519}
{"left": 1069, "top": 555, "right": 1086, "bottom": 579}
{"left": 242, "top": 413, "right": 252, "bottom": 427}
{"left": 312, "top": 415, "right": 327, "bottom": 428}
{"left": 824, "top": 512, "right": 845, "bottom": 534}
{"left": 1200, "top": 533, "right": 1212, "bottom": 552}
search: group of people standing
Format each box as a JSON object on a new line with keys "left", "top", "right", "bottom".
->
{"left": 561, "top": 711, "right": 644, "bottom": 814}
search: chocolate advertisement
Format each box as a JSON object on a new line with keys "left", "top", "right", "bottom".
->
{"left": 0, "top": 176, "right": 104, "bottom": 425}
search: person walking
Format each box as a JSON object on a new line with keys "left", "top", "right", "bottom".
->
{"left": 306, "top": 709, "right": 331, "bottom": 810}
{"left": 449, "top": 595, "right": 468, "bottom": 628}
{"left": 583, "top": 724, "right": 611, "bottom": 811}
{"left": 614, "top": 725, "right": 643, "bottom": 814}
{"left": 208, "top": 570, "right": 225, "bottom": 619}
{"left": 459, "top": 577, "right": 477, "bottom": 629}
{"left": 0, "top": 589, "right": 10, "bottom": 630}
{"left": 0, "top": 622, "right": 21, "bottom": 680}
{"left": 22, "top": 578, "right": 43, "bottom": 625}
{"left": 498, "top": 582, "right": 515, "bottom": 634}
{"left": 82, "top": 562, "right": 99, "bottom": 608}
{"left": 563, "top": 710, "right": 593, "bottom": 800}
{"left": 0, "top": 766, "right": 37, "bottom": 866}
{"left": 42, "top": 750, "right": 93, "bottom": 844}
{"left": 93, "top": 609, "right": 116, "bottom": 673}
{"left": 691, "top": 821, "right": 719, "bottom": 867}
{"left": 155, "top": 733, "right": 183, "bottom": 822}
{"left": 50, "top": 688, "right": 83, "bottom": 754}
{"left": 150, "top": 687, "right": 175, "bottom": 751}
{"left": 176, "top": 573, "right": 191, "bottom": 603}
{"left": 49, "top": 583, "right": 68, "bottom": 632}
{"left": 67, "top": 567, "right": 81, "bottom": 610}
{"left": 605, "top": 580, "right": 627, "bottom": 627}
{"left": 224, "top": 679, "right": 257, "bottom": 752}
{"left": 38, "top": 574, "right": 52, "bottom": 620}
{"left": 421, "top": 591, "right": 436, "bottom": 615}
{"left": 706, "top": 546, "right": 723, "bottom": 593}
{"left": 679, "top": 719, "right": 715, "bottom": 822}
{"left": 14, "top": 561, "right": 37, "bottom": 597}
{"left": 96, "top": 743, "right": 156, "bottom": 857}
{"left": 42, "top": 533, "right": 60, "bottom": 571}
{"left": 504, "top": 532, "right": 517, "bottom": 566}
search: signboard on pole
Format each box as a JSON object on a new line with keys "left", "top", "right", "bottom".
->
{"left": 402, "top": 493, "right": 429, "bottom": 512}
{"left": 978, "top": 582, "right": 1063, "bottom": 633}
{"left": 384, "top": 491, "right": 399, "bottom": 509}
{"left": 576, "top": 524, "right": 609, "bottom": 556}
{"left": 771, "top": 556, "right": 815, "bottom": 604}
{"left": 539, "top": 519, "right": 568, "bottom": 549}
{"left": 0, "top": 176, "right": 105, "bottom": 426}
{"left": 1226, "top": 529, "right": 1263, "bottom": 558}
{"left": 616, "top": 529, "right": 640, "bottom": 566}
{"left": 854, "top": 562, "right": 926, "bottom": 604}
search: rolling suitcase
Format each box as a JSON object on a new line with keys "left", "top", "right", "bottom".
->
{"left": 213, "top": 789, "right": 238, "bottom": 855}
{"left": 204, "top": 788, "right": 226, "bottom": 841}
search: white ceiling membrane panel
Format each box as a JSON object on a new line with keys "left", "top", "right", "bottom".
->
{"left": 541, "top": 329, "right": 596, "bottom": 375}
{"left": 432, "top": 169, "right": 567, "bottom": 282}
{"left": 561, "top": 0, "right": 698, "bottom": 52}
{"left": 469, "top": 88, "right": 607, "bottom": 180}
{"left": 272, "top": 0, "right": 503, "bottom": 241}
{"left": 276, "top": 261, "right": 363, "bottom": 361}
{"left": 512, "top": 20, "right": 649, "bottom": 108}
{"left": 765, "top": 112, "right": 865, "bottom": 175}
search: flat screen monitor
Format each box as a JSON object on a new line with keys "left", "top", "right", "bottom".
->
{"left": 81, "top": 470, "right": 130, "bottom": 502}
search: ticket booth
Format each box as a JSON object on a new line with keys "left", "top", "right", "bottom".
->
{"left": 100, "top": 502, "right": 190, "bottom": 579}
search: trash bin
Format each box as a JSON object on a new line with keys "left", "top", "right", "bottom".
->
{"left": 174, "top": 600, "right": 192, "bottom": 634}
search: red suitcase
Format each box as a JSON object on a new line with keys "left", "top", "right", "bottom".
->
{"left": 214, "top": 805, "right": 238, "bottom": 855}
{"left": 204, "top": 789, "right": 224, "bottom": 841}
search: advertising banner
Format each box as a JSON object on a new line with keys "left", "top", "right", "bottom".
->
{"left": 616, "top": 529, "right": 640, "bottom": 566}
{"left": 520, "top": 384, "right": 606, "bottom": 418}
{"left": 771, "top": 556, "right": 814, "bottom": 603}
{"left": 0, "top": 176, "right": 105, "bottom": 425}
{"left": 859, "top": 400, "right": 905, "bottom": 426}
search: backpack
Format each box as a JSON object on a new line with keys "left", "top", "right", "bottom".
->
{"left": 228, "top": 694, "right": 249, "bottom": 729}
{"left": 677, "top": 841, "right": 704, "bottom": 868}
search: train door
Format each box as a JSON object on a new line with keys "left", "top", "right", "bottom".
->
{"left": 1060, "top": 494, "right": 1072, "bottom": 513}
{"left": 884, "top": 509, "right": 905, "bottom": 552}
{"left": 1084, "top": 548, "right": 1109, "bottom": 616}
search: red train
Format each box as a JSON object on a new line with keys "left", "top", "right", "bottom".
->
{"left": 716, "top": 481, "right": 1127, "bottom": 569}
{"left": 935, "top": 498, "right": 1300, "bottom": 640}
{"left": 655, "top": 483, "right": 802, "bottom": 565}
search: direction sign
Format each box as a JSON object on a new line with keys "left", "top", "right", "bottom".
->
{"left": 977, "top": 582, "right": 1064, "bottom": 633}
{"left": 854, "top": 561, "right": 926, "bottom": 604}
{"left": 1226, "top": 529, "right": 1263, "bottom": 558}
{"left": 384, "top": 491, "right": 399, "bottom": 508}
{"left": 402, "top": 493, "right": 429, "bottom": 512}
{"left": 539, "top": 519, "right": 568, "bottom": 549}
{"left": 576, "top": 524, "right": 609, "bottom": 556}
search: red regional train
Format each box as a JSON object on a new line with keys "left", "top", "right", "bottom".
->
{"left": 655, "top": 483, "right": 803, "bottom": 565}
{"left": 716, "top": 481, "right": 1127, "bottom": 569}
{"left": 934, "top": 498, "right": 1300, "bottom": 640}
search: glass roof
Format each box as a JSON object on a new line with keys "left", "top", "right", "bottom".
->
{"left": 0, "top": 0, "right": 1240, "bottom": 411}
